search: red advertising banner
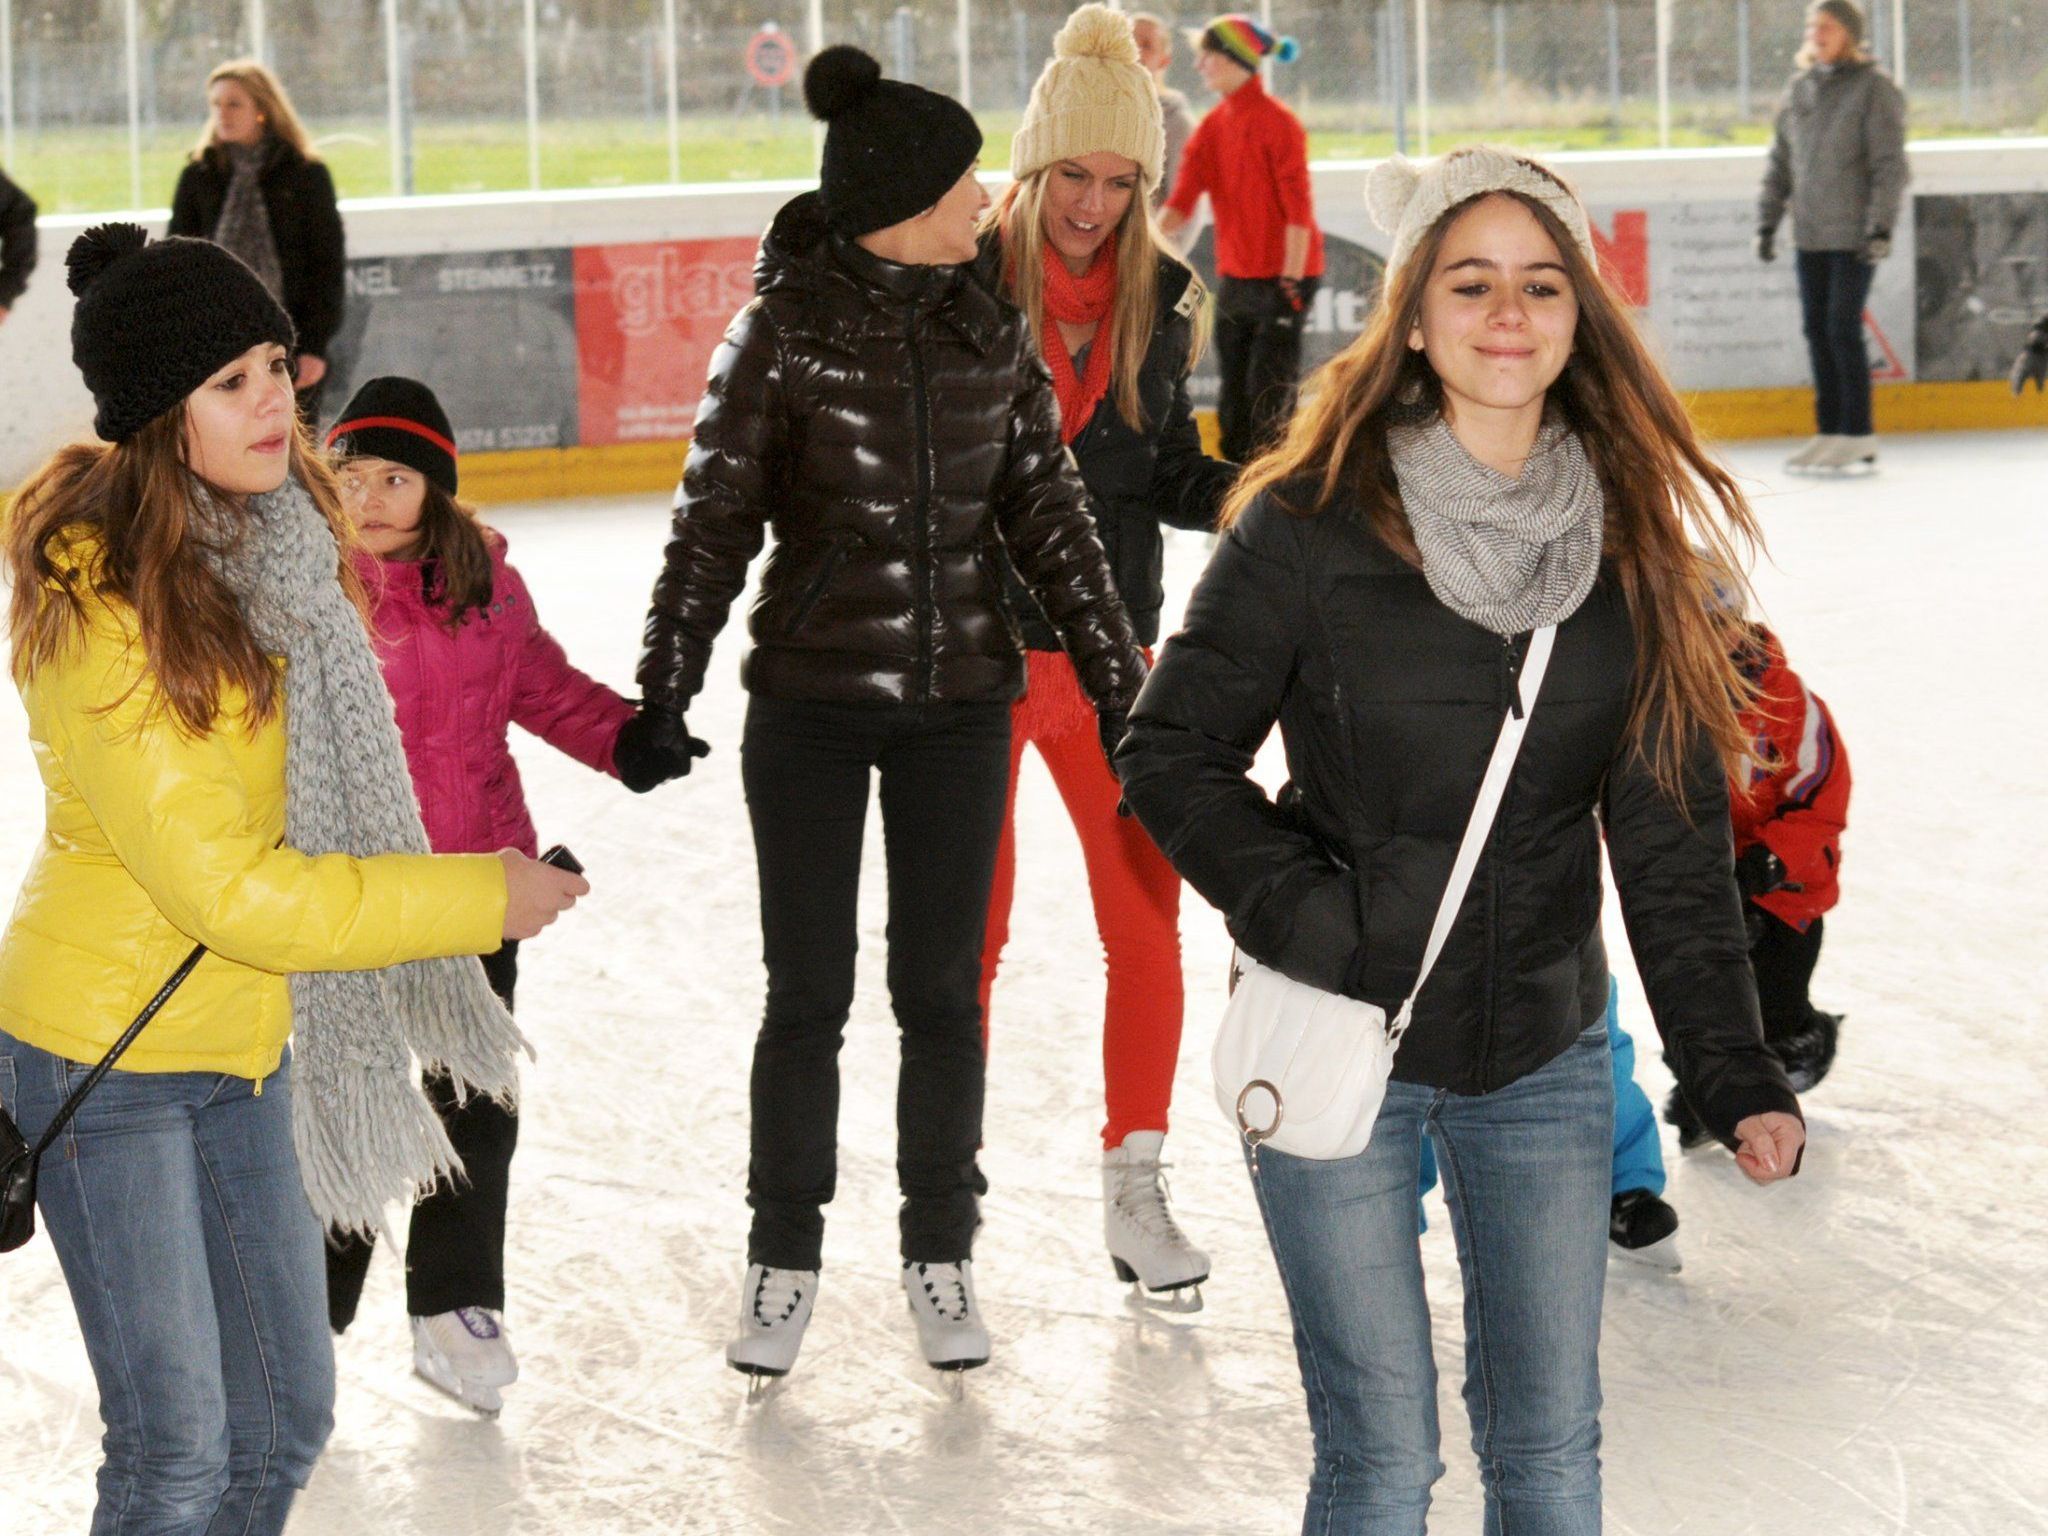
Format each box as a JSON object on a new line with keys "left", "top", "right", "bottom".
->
{"left": 573, "top": 237, "right": 760, "bottom": 446}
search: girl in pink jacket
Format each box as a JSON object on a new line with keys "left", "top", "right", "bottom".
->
{"left": 320, "top": 376, "right": 673, "bottom": 1415}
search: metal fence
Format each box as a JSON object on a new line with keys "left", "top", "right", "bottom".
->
{"left": 5, "top": 0, "right": 2048, "bottom": 213}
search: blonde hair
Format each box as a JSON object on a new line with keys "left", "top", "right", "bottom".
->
{"left": 982, "top": 168, "right": 1204, "bottom": 433}
{"left": 194, "top": 59, "right": 319, "bottom": 163}
{"left": 1223, "top": 189, "right": 1766, "bottom": 800}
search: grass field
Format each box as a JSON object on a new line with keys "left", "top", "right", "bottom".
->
{"left": 3, "top": 97, "right": 2007, "bottom": 215}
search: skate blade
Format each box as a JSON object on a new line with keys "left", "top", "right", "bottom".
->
{"left": 1126, "top": 1279, "right": 1205, "bottom": 1313}
{"left": 728, "top": 1360, "right": 789, "bottom": 1405}
{"left": 413, "top": 1357, "right": 504, "bottom": 1417}
{"left": 1610, "top": 1234, "right": 1683, "bottom": 1274}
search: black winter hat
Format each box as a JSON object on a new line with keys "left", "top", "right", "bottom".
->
{"left": 326, "top": 376, "right": 460, "bottom": 495}
{"left": 805, "top": 45, "right": 983, "bottom": 237}
{"left": 67, "top": 223, "right": 296, "bottom": 445}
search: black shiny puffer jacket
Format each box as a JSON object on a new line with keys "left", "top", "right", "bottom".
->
{"left": 971, "top": 234, "right": 1236, "bottom": 650}
{"left": 637, "top": 193, "right": 1147, "bottom": 715}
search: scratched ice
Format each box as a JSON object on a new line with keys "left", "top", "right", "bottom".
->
{"left": 3, "top": 432, "right": 2043, "bottom": 1535}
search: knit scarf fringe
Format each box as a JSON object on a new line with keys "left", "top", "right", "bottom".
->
{"left": 1040, "top": 242, "right": 1118, "bottom": 443}
{"left": 205, "top": 479, "right": 529, "bottom": 1235}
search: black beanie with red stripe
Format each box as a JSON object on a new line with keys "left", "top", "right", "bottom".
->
{"left": 326, "top": 376, "right": 460, "bottom": 495}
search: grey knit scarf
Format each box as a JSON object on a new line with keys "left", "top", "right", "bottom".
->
{"left": 1386, "top": 414, "right": 1604, "bottom": 636}
{"left": 205, "top": 478, "right": 528, "bottom": 1233}
{"left": 214, "top": 143, "right": 286, "bottom": 304}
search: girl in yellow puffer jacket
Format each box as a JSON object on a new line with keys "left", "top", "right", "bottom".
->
{"left": 0, "top": 226, "right": 586, "bottom": 1536}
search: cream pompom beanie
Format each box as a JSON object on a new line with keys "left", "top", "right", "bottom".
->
{"left": 1010, "top": 5, "right": 1166, "bottom": 188}
{"left": 1367, "top": 145, "right": 1596, "bottom": 281}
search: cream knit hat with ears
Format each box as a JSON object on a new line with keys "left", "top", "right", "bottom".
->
{"left": 1366, "top": 145, "right": 1596, "bottom": 282}
{"left": 1011, "top": 5, "right": 1166, "bottom": 188}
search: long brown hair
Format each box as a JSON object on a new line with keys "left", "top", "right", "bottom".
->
{"left": 370, "top": 477, "right": 497, "bottom": 629}
{"left": 193, "top": 59, "right": 320, "bottom": 164}
{"left": 1224, "top": 185, "right": 1763, "bottom": 798}
{"left": 7, "top": 413, "right": 357, "bottom": 736}
{"left": 982, "top": 166, "right": 1204, "bottom": 433}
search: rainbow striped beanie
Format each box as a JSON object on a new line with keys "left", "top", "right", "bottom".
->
{"left": 1195, "top": 14, "right": 1300, "bottom": 71}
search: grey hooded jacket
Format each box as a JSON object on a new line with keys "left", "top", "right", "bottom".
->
{"left": 1758, "top": 59, "right": 1908, "bottom": 251}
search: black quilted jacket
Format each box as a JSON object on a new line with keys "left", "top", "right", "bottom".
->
{"left": 1117, "top": 486, "right": 1800, "bottom": 1145}
{"left": 637, "top": 192, "right": 1147, "bottom": 714}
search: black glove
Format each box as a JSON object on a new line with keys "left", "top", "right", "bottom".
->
{"left": 1754, "top": 227, "right": 1777, "bottom": 263}
{"left": 2011, "top": 321, "right": 2048, "bottom": 394}
{"left": 1734, "top": 843, "right": 1788, "bottom": 900}
{"left": 613, "top": 707, "right": 710, "bottom": 794}
{"left": 1099, "top": 709, "right": 1134, "bottom": 816}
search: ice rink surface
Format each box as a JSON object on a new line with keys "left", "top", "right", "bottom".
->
{"left": 2, "top": 431, "right": 2044, "bottom": 1535}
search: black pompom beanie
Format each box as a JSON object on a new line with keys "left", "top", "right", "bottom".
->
{"left": 805, "top": 45, "right": 983, "bottom": 237}
{"left": 66, "top": 222, "right": 296, "bottom": 445}
{"left": 326, "top": 376, "right": 460, "bottom": 496}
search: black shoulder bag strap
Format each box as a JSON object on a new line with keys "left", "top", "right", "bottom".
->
{"left": 1, "top": 942, "right": 207, "bottom": 1253}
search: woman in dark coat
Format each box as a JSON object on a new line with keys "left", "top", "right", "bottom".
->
{"left": 1117, "top": 145, "right": 1805, "bottom": 1534}
{"left": 626, "top": 47, "right": 1147, "bottom": 1389}
{"left": 169, "top": 60, "right": 345, "bottom": 419}
{"left": 0, "top": 166, "right": 37, "bottom": 322}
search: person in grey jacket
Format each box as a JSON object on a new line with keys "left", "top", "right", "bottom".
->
{"left": 0, "top": 167, "right": 37, "bottom": 323}
{"left": 1757, "top": 0, "right": 1907, "bottom": 474}
{"left": 1131, "top": 14, "right": 1197, "bottom": 216}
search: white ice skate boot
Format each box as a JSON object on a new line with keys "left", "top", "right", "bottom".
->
{"left": 1784, "top": 434, "right": 1833, "bottom": 471}
{"left": 1103, "top": 1131, "right": 1209, "bottom": 1311}
{"left": 1810, "top": 434, "right": 1878, "bottom": 472}
{"left": 902, "top": 1261, "right": 989, "bottom": 1394}
{"left": 412, "top": 1308, "right": 518, "bottom": 1416}
{"left": 727, "top": 1264, "right": 818, "bottom": 1399}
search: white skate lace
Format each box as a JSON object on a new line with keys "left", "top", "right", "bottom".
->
{"left": 1111, "top": 1158, "right": 1190, "bottom": 1247}
{"left": 750, "top": 1269, "right": 808, "bottom": 1328}
{"left": 911, "top": 1263, "right": 971, "bottom": 1323}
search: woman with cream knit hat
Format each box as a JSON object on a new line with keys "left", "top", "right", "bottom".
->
{"left": 975, "top": 4, "right": 1237, "bottom": 1308}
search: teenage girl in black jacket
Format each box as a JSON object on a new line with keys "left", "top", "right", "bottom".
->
{"left": 1118, "top": 146, "right": 1803, "bottom": 1533}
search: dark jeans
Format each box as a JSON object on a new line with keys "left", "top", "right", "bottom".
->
{"left": 326, "top": 941, "right": 520, "bottom": 1330}
{"left": 1216, "top": 274, "right": 1319, "bottom": 464}
{"left": 0, "top": 1036, "right": 333, "bottom": 1536}
{"left": 740, "top": 695, "right": 1012, "bottom": 1271}
{"left": 1796, "top": 250, "right": 1875, "bottom": 436}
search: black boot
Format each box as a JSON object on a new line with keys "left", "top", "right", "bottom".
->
{"left": 1662, "top": 1085, "right": 1714, "bottom": 1151}
{"left": 1609, "top": 1188, "right": 1682, "bottom": 1271}
{"left": 1774, "top": 1011, "right": 1843, "bottom": 1094}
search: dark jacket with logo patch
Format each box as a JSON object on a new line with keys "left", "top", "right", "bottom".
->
{"left": 1117, "top": 485, "right": 1800, "bottom": 1145}
{"left": 637, "top": 192, "right": 1146, "bottom": 715}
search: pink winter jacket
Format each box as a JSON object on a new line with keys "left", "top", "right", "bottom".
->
{"left": 357, "top": 536, "right": 635, "bottom": 857}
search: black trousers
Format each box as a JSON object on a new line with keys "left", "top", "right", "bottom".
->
{"left": 1795, "top": 250, "right": 1875, "bottom": 436}
{"left": 1751, "top": 910, "right": 1826, "bottom": 1051}
{"left": 1215, "top": 274, "right": 1319, "bottom": 464}
{"left": 740, "top": 695, "right": 1012, "bottom": 1271}
{"left": 326, "top": 941, "right": 520, "bottom": 1332}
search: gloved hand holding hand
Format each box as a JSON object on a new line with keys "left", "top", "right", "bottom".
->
{"left": 1862, "top": 231, "right": 1891, "bottom": 264}
{"left": 1734, "top": 843, "right": 1789, "bottom": 899}
{"left": 1098, "top": 709, "right": 1131, "bottom": 776}
{"left": 1753, "top": 228, "right": 1777, "bottom": 263}
{"left": 613, "top": 707, "right": 711, "bottom": 794}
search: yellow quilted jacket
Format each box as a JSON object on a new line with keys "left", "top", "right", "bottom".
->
{"left": 0, "top": 548, "right": 508, "bottom": 1082}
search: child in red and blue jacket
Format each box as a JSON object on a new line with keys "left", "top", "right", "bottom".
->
{"left": 319, "top": 376, "right": 683, "bottom": 1414}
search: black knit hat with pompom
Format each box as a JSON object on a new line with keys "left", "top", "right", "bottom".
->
{"left": 805, "top": 45, "right": 983, "bottom": 237}
{"left": 67, "top": 222, "right": 296, "bottom": 444}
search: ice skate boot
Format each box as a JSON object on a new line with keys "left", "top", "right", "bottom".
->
{"left": 1784, "top": 434, "right": 1833, "bottom": 472}
{"left": 903, "top": 1261, "right": 988, "bottom": 1395}
{"left": 1775, "top": 1011, "right": 1843, "bottom": 1093}
{"left": 1811, "top": 434, "right": 1878, "bottom": 473}
{"left": 1663, "top": 1086, "right": 1715, "bottom": 1152}
{"left": 1104, "top": 1131, "right": 1209, "bottom": 1311}
{"left": 727, "top": 1264, "right": 818, "bottom": 1399}
{"left": 1608, "top": 1189, "right": 1682, "bottom": 1272}
{"left": 412, "top": 1308, "right": 517, "bottom": 1417}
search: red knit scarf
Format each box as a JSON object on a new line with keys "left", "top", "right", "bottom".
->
{"left": 1039, "top": 243, "right": 1118, "bottom": 443}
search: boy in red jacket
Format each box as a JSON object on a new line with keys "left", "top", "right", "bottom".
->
{"left": 1158, "top": 13, "right": 1323, "bottom": 463}
{"left": 1669, "top": 621, "right": 1851, "bottom": 1144}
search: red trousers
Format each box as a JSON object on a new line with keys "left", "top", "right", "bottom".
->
{"left": 979, "top": 650, "right": 1185, "bottom": 1148}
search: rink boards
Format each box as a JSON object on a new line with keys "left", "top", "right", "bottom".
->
{"left": 6, "top": 140, "right": 2048, "bottom": 500}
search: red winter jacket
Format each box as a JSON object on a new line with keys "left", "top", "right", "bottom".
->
{"left": 1730, "top": 626, "right": 1850, "bottom": 931}
{"left": 357, "top": 537, "right": 635, "bottom": 857}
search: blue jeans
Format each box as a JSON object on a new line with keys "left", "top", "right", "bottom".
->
{"left": 1419, "top": 979, "right": 1665, "bottom": 1207}
{"left": 1796, "top": 249, "right": 1876, "bottom": 436}
{"left": 1251, "top": 1019, "right": 1614, "bottom": 1536}
{"left": 0, "top": 1032, "right": 334, "bottom": 1536}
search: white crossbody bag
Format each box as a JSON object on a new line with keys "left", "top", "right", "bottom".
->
{"left": 1213, "top": 624, "right": 1556, "bottom": 1163}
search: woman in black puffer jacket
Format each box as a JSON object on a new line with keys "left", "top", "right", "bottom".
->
{"left": 970, "top": 5, "right": 1236, "bottom": 1306}
{"left": 627, "top": 48, "right": 1146, "bottom": 1387}
{"left": 1118, "top": 146, "right": 1804, "bottom": 1532}
{"left": 168, "top": 60, "right": 344, "bottom": 418}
